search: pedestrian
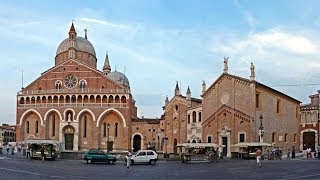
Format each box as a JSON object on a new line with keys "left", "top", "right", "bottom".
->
{"left": 40, "top": 145, "right": 45, "bottom": 161}
{"left": 291, "top": 146, "right": 296, "bottom": 159}
{"left": 256, "top": 148, "right": 262, "bottom": 167}
{"left": 6, "top": 145, "right": 9, "bottom": 154}
{"left": 287, "top": 149, "right": 290, "bottom": 160}
{"left": 307, "top": 147, "right": 311, "bottom": 159}
{"left": 126, "top": 149, "right": 132, "bottom": 170}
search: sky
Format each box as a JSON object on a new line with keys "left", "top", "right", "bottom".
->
{"left": 1, "top": 0, "right": 320, "bottom": 125}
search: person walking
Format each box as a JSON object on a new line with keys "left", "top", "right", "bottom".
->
{"left": 126, "top": 149, "right": 132, "bottom": 170}
{"left": 256, "top": 148, "right": 262, "bottom": 167}
{"left": 291, "top": 146, "right": 296, "bottom": 159}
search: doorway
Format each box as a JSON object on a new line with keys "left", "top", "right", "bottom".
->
{"left": 303, "top": 132, "right": 315, "bottom": 151}
{"left": 222, "top": 137, "right": 228, "bottom": 156}
{"left": 133, "top": 135, "right": 141, "bottom": 152}
{"left": 65, "top": 134, "right": 74, "bottom": 150}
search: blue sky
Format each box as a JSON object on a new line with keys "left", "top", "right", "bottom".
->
{"left": 1, "top": 0, "right": 320, "bottom": 125}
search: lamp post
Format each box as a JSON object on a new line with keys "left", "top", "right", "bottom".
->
{"left": 258, "top": 115, "right": 264, "bottom": 143}
{"left": 107, "top": 123, "right": 110, "bottom": 151}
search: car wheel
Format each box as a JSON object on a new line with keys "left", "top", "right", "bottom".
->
{"left": 110, "top": 160, "right": 114, "bottom": 165}
{"left": 87, "top": 159, "right": 92, "bottom": 164}
{"left": 149, "top": 160, "right": 155, "bottom": 165}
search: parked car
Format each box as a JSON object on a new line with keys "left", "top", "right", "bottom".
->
{"left": 125, "top": 150, "right": 158, "bottom": 165}
{"left": 84, "top": 149, "right": 116, "bottom": 164}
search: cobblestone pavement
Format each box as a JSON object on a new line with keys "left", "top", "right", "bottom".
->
{"left": 1, "top": 154, "right": 320, "bottom": 180}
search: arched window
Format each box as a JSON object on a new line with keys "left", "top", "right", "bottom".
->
{"left": 79, "top": 79, "right": 87, "bottom": 91}
{"left": 192, "top": 111, "right": 196, "bottom": 123}
{"left": 26, "top": 121, "right": 30, "bottom": 133}
{"left": 35, "top": 121, "right": 39, "bottom": 134}
{"left": 198, "top": 112, "right": 202, "bottom": 122}
{"left": 207, "top": 136, "right": 212, "bottom": 143}
{"left": 115, "top": 122, "right": 118, "bottom": 137}
{"left": 84, "top": 115, "right": 87, "bottom": 138}
{"left": 55, "top": 80, "right": 62, "bottom": 90}
{"left": 188, "top": 114, "right": 190, "bottom": 124}
{"left": 284, "top": 133, "right": 288, "bottom": 142}
{"left": 272, "top": 133, "right": 276, "bottom": 142}
{"left": 103, "top": 123, "right": 106, "bottom": 137}
{"left": 52, "top": 114, "right": 55, "bottom": 137}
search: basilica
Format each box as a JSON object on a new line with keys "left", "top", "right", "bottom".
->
{"left": 16, "top": 23, "right": 162, "bottom": 152}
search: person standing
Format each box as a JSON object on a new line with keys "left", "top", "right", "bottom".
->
{"left": 256, "top": 148, "right": 262, "bottom": 167}
{"left": 291, "top": 146, "right": 296, "bottom": 159}
{"left": 307, "top": 147, "right": 311, "bottom": 159}
{"left": 126, "top": 149, "right": 132, "bottom": 170}
{"left": 40, "top": 145, "right": 45, "bottom": 161}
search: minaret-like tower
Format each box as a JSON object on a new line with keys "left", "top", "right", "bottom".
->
{"left": 68, "top": 22, "right": 77, "bottom": 59}
{"left": 202, "top": 81, "right": 206, "bottom": 95}
{"left": 103, "top": 51, "right": 111, "bottom": 75}
{"left": 250, "top": 62, "right": 255, "bottom": 81}
{"left": 186, "top": 86, "right": 191, "bottom": 108}
{"left": 223, "top": 57, "right": 229, "bottom": 73}
{"left": 174, "top": 81, "right": 180, "bottom": 96}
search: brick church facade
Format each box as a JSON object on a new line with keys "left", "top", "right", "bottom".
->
{"left": 16, "top": 23, "right": 160, "bottom": 152}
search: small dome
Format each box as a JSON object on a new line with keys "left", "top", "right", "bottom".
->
{"left": 56, "top": 37, "right": 96, "bottom": 57}
{"left": 107, "top": 70, "right": 130, "bottom": 88}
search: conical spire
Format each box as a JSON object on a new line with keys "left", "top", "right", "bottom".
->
{"left": 103, "top": 51, "right": 111, "bottom": 74}
{"left": 186, "top": 86, "right": 191, "bottom": 94}
{"left": 69, "top": 22, "right": 76, "bottom": 34}
{"left": 174, "top": 81, "right": 180, "bottom": 96}
{"left": 68, "top": 22, "right": 77, "bottom": 59}
{"left": 165, "top": 96, "right": 169, "bottom": 107}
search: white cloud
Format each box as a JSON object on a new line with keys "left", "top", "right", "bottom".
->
{"left": 78, "top": 17, "right": 130, "bottom": 29}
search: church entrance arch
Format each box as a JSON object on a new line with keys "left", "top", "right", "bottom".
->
{"left": 133, "top": 135, "right": 142, "bottom": 152}
{"left": 63, "top": 125, "right": 75, "bottom": 151}
{"left": 303, "top": 132, "right": 315, "bottom": 151}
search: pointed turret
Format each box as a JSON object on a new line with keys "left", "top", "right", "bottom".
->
{"left": 103, "top": 51, "right": 111, "bottom": 74}
{"left": 165, "top": 96, "right": 169, "bottom": 107}
{"left": 186, "top": 86, "right": 191, "bottom": 108}
{"left": 250, "top": 62, "right": 255, "bottom": 81}
{"left": 68, "top": 22, "right": 77, "bottom": 59}
{"left": 174, "top": 81, "right": 180, "bottom": 96}
{"left": 68, "top": 22, "right": 77, "bottom": 38}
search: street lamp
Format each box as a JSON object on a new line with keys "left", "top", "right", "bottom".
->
{"left": 107, "top": 123, "right": 110, "bottom": 151}
{"left": 259, "top": 115, "right": 264, "bottom": 143}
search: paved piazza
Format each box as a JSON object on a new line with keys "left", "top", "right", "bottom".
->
{"left": 0, "top": 155, "right": 320, "bottom": 179}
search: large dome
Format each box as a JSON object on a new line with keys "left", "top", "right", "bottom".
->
{"left": 107, "top": 70, "right": 130, "bottom": 88}
{"left": 56, "top": 37, "right": 96, "bottom": 57}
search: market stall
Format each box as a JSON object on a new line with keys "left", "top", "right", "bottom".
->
{"left": 231, "top": 142, "right": 271, "bottom": 159}
{"left": 177, "top": 143, "right": 224, "bottom": 163}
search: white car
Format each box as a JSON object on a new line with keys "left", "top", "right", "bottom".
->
{"left": 125, "top": 150, "right": 158, "bottom": 165}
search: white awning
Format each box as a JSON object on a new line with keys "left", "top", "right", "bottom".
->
{"left": 176, "top": 143, "right": 224, "bottom": 148}
{"left": 231, "top": 142, "right": 272, "bottom": 148}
